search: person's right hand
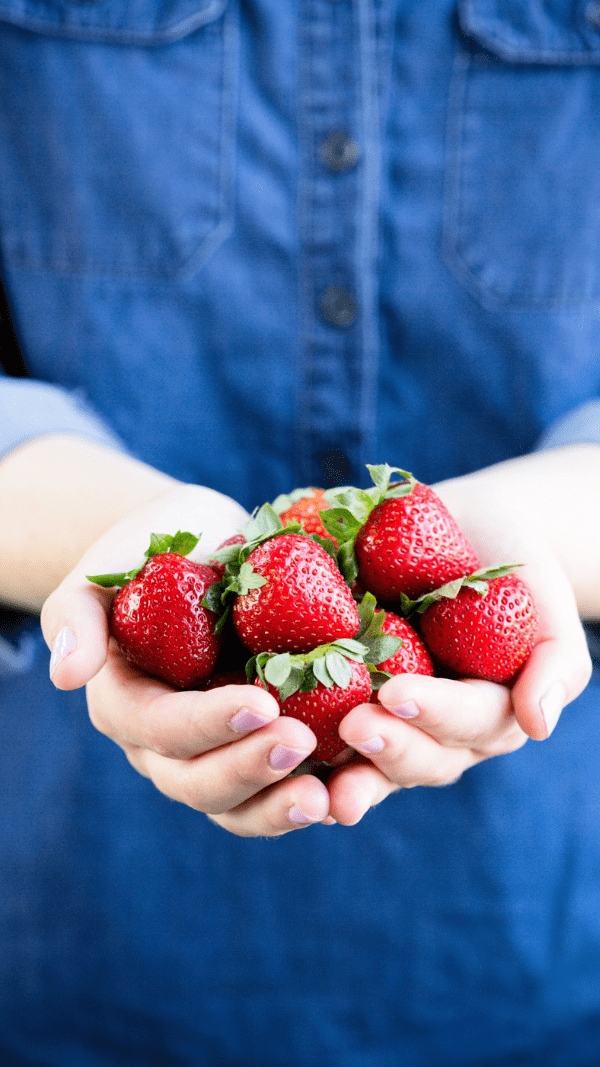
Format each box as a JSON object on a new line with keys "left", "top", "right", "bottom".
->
{"left": 41, "top": 484, "right": 330, "bottom": 837}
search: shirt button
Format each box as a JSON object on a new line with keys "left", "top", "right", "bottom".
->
{"left": 320, "top": 286, "right": 357, "bottom": 328}
{"left": 319, "top": 448, "right": 353, "bottom": 488}
{"left": 320, "top": 132, "right": 361, "bottom": 173}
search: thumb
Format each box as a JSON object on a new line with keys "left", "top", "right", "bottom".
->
{"left": 41, "top": 578, "right": 113, "bottom": 690}
{"left": 510, "top": 560, "right": 592, "bottom": 740}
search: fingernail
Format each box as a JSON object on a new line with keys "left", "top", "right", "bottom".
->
{"left": 540, "top": 682, "right": 565, "bottom": 737}
{"left": 269, "top": 745, "right": 309, "bottom": 771}
{"left": 385, "top": 700, "right": 419, "bottom": 719}
{"left": 354, "top": 735, "right": 385, "bottom": 755}
{"left": 288, "top": 805, "right": 320, "bottom": 825}
{"left": 49, "top": 627, "right": 76, "bottom": 680}
{"left": 229, "top": 707, "right": 271, "bottom": 733}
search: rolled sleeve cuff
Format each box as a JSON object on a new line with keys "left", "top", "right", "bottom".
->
{"left": 0, "top": 378, "right": 127, "bottom": 461}
{"left": 536, "top": 399, "right": 600, "bottom": 452}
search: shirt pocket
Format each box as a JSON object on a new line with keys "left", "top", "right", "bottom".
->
{"left": 442, "top": 0, "right": 600, "bottom": 309}
{"left": 0, "top": 0, "right": 237, "bottom": 278}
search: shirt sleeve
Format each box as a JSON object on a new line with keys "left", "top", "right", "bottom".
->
{"left": 536, "top": 398, "right": 600, "bottom": 451}
{"left": 0, "top": 376, "right": 128, "bottom": 676}
{"left": 0, "top": 376, "right": 127, "bottom": 461}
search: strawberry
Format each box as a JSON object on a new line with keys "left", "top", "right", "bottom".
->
{"left": 232, "top": 532, "right": 360, "bottom": 654}
{"left": 246, "top": 603, "right": 404, "bottom": 760}
{"left": 250, "top": 641, "right": 376, "bottom": 761}
{"left": 321, "top": 465, "right": 480, "bottom": 600}
{"left": 414, "top": 567, "right": 538, "bottom": 684}
{"left": 273, "top": 487, "right": 337, "bottom": 545}
{"left": 373, "top": 609, "right": 434, "bottom": 679}
{"left": 87, "top": 532, "right": 223, "bottom": 689}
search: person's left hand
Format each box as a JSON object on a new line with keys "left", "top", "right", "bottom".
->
{"left": 324, "top": 458, "right": 593, "bottom": 825}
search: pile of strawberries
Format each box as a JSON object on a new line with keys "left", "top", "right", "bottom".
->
{"left": 88, "top": 465, "right": 539, "bottom": 763}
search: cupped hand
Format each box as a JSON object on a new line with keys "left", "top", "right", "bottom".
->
{"left": 325, "top": 456, "right": 593, "bottom": 826}
{"left": 41, "top": 483, "right": 330, "bottom": 837}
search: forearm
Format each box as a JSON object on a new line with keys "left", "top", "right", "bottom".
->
{"left": 435, "top": 444, "right": 600, "bottom": 621}
{"left": 0, "top": 434, "right": 178, "bottom": 612}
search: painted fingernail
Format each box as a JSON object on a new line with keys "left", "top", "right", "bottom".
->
{"left": 386, "top": 700, "right": 419, "bottom": 719}
{"left": 355, "top": 735, "right": 385, "bottom": 755}
{"left": 229, "top": 707, "right": 271, "bottom": 733}
{"left": 49, "top": 627, "right": 76, "bottom": 680}
{"left": 540, "top": 682, "right": 565, "bottom": 737}
{"left": 288, "top": 805, "right": 320, "bottom": 825}
{"left": 269, "top": 745, "right": 309, "bottom": 771}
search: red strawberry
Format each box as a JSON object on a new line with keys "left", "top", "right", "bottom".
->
{"left": 87, "top": 532, "right": 222, "bottom": 689}
{"left": 232, "top": 533, "right": 360, "bottom": 655}
{"left": 374, "top": 610, "right": 434, "bottom": 678}
{"left": 417, "top": 569, "right": 538, "bottom": 684}
{"left": 355, "top": 474, "right": 480, "bottom": 602}
{"left": 252, "top": 646, "right": 373, "bottom": 762}
{"left": 276, "top": 488, "right": 337, "bottom": 546}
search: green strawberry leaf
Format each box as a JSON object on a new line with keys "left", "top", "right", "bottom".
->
{"left": 85, "top": 568, "right": 140, "bottom": 589}
{"left": 467, "top": 564, "right": 522, "bottom": 583}
{"left": 87, "top": 529, "right": 200, "bottom": 588}
{"left": 241, "top": 503, "right": 288, "bottom": 544}
{"left": 279, "top": 665, "right": 307, "bottom": 701}
{"left": 264, "top": 653, "right": 293, "bottom": 689}
{"left": 365, "top": 464, "right": 416, "bottom": 504}
{"left": 403, "top": 563, "right": 523, "bottom": 616}
{"left": 223, "top": 560, "right": 268, "bottom": 597}
{"left": 355, "top": 593, "right": 402, "bottom": 664}
{"left": 313, "top": 656, "right": 334, "bottom": 688}
{"left": 368, "top": 668, "right": 394, "bottom": 690}
{"left": 320, "top": 506, "right": 364, "bottom": 544}
{"left": 298, "top": 665, "right": 319, "bottom": 693}
{"left": 325, "top": 651, "right": 353, "bottom": 688}
{"left": 363, "top": 635, "right": 403, "bottom": 666}
{"left": 336, "top": 540, "right": 359, "bottom": 586}
{"left": 200, "top": 580, "right": 225, "bottom": 614}
{"left": 330, "top": 638, "right": 370, "bottom": 661}
{"left": 209, "top": 541, "right": 248, "bottom": 566}
{"left": 322, "top": 488, "right": 375, "bottom": 525}
{"left": 309, "top": 533, "right": 339, "bottom": 560}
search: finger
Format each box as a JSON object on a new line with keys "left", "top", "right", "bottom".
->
{"left": 339, "top": 703, "right": 491, "bottom": 789}
{"left": 511, "top": 629, "right": 592, "bottom": 740}
{"left": 122, "top": 714, "right": 318, "bottom": 815}
{"left": 510, "top": 561, "right": 592, "bottom": 740}
{"left": 375, "top": 673, "right": 518, "bottom": 749}
{"left": 41, "top": 579, "right": 113, "bottom": 690}
{"left": 325, "top": 759, "right": 400, "bottom": 826}
{"left": 87, "top": 644, "right": 280, "bottom": 759}
{"left": 210, "top": 775, "right": 331, "bottom": 837}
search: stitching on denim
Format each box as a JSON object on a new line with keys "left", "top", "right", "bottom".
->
{"left": 0, "top": 0, "right": 228, "bottom": 47}
{"left": 177, "top": 0, "right": 238, "bottom": 279}
{"left": 461, "top": 0, "right": 600, "bottom": 66}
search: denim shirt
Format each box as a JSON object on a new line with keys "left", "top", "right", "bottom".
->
{"left": 1, "top": 3, "right": 600, "bottom": 1065}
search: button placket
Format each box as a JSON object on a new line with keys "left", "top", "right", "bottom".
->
{"left": 296, "top": 0, "right": 381, "bottom": 489}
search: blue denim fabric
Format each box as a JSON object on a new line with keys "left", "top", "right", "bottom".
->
{"left": 1, "top": 1, "right": 600, "bottom": 1064}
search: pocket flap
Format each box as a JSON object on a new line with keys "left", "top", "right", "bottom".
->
{"left": 0, "top": 0, "right": 227, "bottom": 45}
{"left": 459, "top": 0, "right": 600, "bottom": 63}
